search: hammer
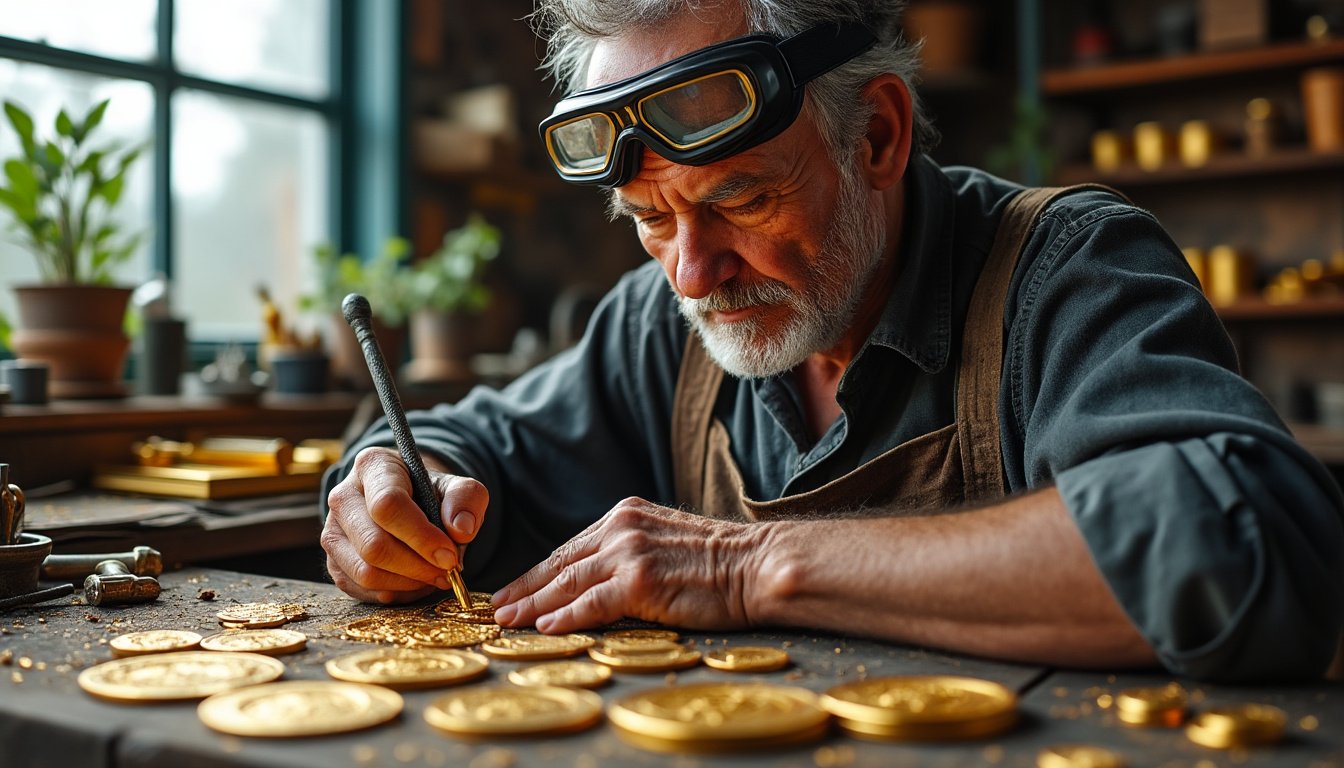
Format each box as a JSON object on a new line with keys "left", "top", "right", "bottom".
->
{"left": 84, "top": 560, "right": 161, "bottom": 607}
{"left": 42, "top": 546, "right": 162, "bottom": 581}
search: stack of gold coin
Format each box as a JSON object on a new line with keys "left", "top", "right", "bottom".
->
{"left": 508, "top": 660, "right": 613, "bottom": 689}
{"left": 1114, "top": 684, "right": 1187, "bottom": 727}
{"left": 424, "top": 685, "right": 603, "bottom": 737}
{"left": 1037, "top": 744, "right": 1127, "bottom": 768}
{"left": 109, "top": 630, "right": 203, "bottom": 658}
{"left": 608, "top": 682, "right": 829, "bottom": 753}
{"left": 820, "top": 676, "right": 1018, "bottom": 741}
{"left": 1185, "top": 704, "right": 1287, "bottom": 749}
{"left": 325, "top": 647, "right": 489, "bottom": 690}
{"left": 198, "top": 680, "right": 403, "bottom": 737}
{"left": 703, "top": 646, "right": 790, "bottom": 673}
{"left": 78, "top": 651, "right": 285, "bottom": 702}
{"left": 200, "top": 628, "right": 308, "bottom": 656}
{"left": 586, "top": 628, "right": 700, "bottom": 672}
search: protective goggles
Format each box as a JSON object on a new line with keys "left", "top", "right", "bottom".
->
{"left": 540, "top": 20, "right": 878, "bottom": 187}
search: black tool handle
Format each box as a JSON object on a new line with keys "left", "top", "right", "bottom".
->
{"left": 342, "top": 293, "right": 443, "bottom": 529}
{"left": 0, "top": 583, "right": 73, "bottom": 612}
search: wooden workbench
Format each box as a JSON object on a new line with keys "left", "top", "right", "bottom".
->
{"left": 1, "top": 568, "right": 1340, "bottom": 768}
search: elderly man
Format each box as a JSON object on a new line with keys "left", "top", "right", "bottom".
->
{"left": 321, "top": 0, "right": 1343, "bottom": 682}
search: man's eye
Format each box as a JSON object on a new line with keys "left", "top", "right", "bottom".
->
{"left": 635, "top": 214, "right": 669, "bottom": 230}
{"left": 730, "top": 195, "right": 770, "bottom": 214}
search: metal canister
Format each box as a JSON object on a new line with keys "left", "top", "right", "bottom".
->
{"left": 1091, "top": 130, "right": 1130, "bottom": 173}
{"left": 1134, "top": 122, "right": 1174, "bottom": 171}
{"left": 1179, "top": 120, "right": 1219, "bottom": 167}
{"left": 1207, "top": 245, "right": 1255, "bottom": 306}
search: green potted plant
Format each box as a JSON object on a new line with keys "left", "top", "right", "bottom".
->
{"left": 402, "top": 213, "right": 501, "bottom": 384}
{"left": 300, "top": 236, "right": 413, "bottom": 391}
{"left": 0, "top": 99, "right": 146, "bottom": 398}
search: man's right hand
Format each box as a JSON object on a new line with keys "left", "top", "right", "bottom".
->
{"left": 322, "top": 446, "right": 489, "bottom": 603}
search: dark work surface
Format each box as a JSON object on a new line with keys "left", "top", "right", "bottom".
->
{"left": 0, "top": 568, "right": 1340, "bottom": 768}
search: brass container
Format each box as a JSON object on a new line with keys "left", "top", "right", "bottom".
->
{"left": 1206, "top": 245, "right": 1255, "bottom": 306}
{"left": 1179, "top": 120, "right": 1220, "bottom": 167}
{"left": 1181, "top": 247, "right": 1208, "bottom": 293}
{"left": 1244, "top": 98, "right": 1279, "bottom": 156}
{"left": 1091, "top": 130, "right": 1131, "bottom": 173}
{"left": 1302, "top": 67, "right": 1344, "bottom": 153}
{"left": 1133, "top": 122, "right": 1174, "bottom": 171}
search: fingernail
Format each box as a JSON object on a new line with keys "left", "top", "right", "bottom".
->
{"left": 491, "top": 589, "right": 510, "bottom": 605}
{"left": 434, "top": 576, "right": 451, "bottom": 591}
{"left": 494, "top": 604, "right": 517, "bottom": 624}
{"left": 433, "top": 548, "right": 456, "bottom": 570}
{"left": 451, "top": 511, "right": 476, "bottom": 537}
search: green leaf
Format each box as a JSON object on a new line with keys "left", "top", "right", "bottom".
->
{"left": 77, "top": 150, "right": 105, "bottom": 175}
{"left": 78, "top": 99, "right": 110, "bottom": 141}
{"left": 97, "top": 174, "right": 124, "bottom": 205}
{"left": 3, "top": 158, "right": 39, "bottom": 202}
{"left": 0, "top": 187, "right": 37, "bottom": 223}
{"left": 3, "top": 101, "right": 34, "bottom": 146}
{"left": 43, "top": 141, "right": 65, "bottom": 168}
{"left": 56, "top": 109, "right": 75, "bottom": 137}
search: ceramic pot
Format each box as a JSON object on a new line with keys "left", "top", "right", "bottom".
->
{"left": 0, "top": 533, "right": 52, "bottom": 599}
{"left": 10, "top": 284, "right": 132, "bottom": 399}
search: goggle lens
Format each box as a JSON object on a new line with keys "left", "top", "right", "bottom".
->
{"left": 549, "top": 113, "right": 616, "bottom": 174}
{"left": 638, "top": 71, "right": 755, "bottom": 149}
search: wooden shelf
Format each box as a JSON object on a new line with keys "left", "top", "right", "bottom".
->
{"left": 1287, "top": 421, "right": 1344, "bottom": 466}
{"left": 1053, "top": 148, "right": 1344, "bottom": 187}
{"left": 1043, "top": 38, "right": 1344, "bottom": 96}
{"left": 1215, "top": 297, "right": 1344, "bottom": 322}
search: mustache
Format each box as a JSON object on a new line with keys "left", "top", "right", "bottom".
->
{"left": 680, "top": 278, "right": 794, "bottom": 314}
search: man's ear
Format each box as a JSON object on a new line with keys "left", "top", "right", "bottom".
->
{"left": 858, "top": 73, "right": 914, "bottom": 190}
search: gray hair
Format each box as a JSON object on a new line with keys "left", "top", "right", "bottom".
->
{"left": 530, "top": 0, "right": 939, "bottom": 165}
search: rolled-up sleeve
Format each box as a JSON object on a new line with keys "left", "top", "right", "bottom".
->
{"left": 321, "top": 262, "right": 686, "bottom": 589}
{"left": 1006, "top": 195, "right": 1344, "bottom": 681}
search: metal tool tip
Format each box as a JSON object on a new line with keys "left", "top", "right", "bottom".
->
{"left": 341, "top": 293, "right": 372, "bottom": 326}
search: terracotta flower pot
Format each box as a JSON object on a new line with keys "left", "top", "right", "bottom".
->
{"left": 327, "top": 312, "right": 407, "bottom": 392}
{"left": 904, "top": 0, "right": 984, "bottom": 76}
{"left": 403, "top": 309, "right": 479, "bottom": 385}
{"left": 9, "top": 284, "right": 133, "bottom": 399}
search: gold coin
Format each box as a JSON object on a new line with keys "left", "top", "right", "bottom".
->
{"left": 200, "top": 629, "right": 307, "bottom": 656}
{"left": 78, "top": 651, "right": 285, "bottom": 702}
{"left": 109, "top": 630, "right": 203, "bottom": 657}
{"left": 1185, "top": 704, "right": 1287, "bottom": 749}
{"left": 600, "top": 637, "right": 685, "bottom": 654}
{"left": 588, "top": 645, "right": 702, "bottom": 673}
{"left": 431, "top": 592, "right": 495, "bottom": 615}
{"left": 1115, "top": 684, "right": 1187, "bottom": 727}
{"left": 325, "top": 647, "right": 489, "bottom": 690}
{"left": 343, "top": 615, "right": 501, "bottom": 648}
{"left": 1038, "top": 744, "right": 1127, "bottom": 768}
{"left": 821, "top": 676, "right": 1017, "bottom": 741}
{"left": 480, "top": 633, "right": 596, "bottom": 660}
{"left": 703, "top": 646, "right": 789, "bottom": 673}
{"left": 608, "top": 682, "right": 828, "bottom": 751}
{"left": 440, "top": 606, "right": 500, "bottom": 624}
{"left": 216, "top": 602, "right": 307, "bottom": 624}
{"left": 424, "top": 685, "right": 603, "bottom": 736}
{"left": 508, "top": 660, "right": 612, "bottom": 689}
{"left": 604, "top": 629, "right": 680, "bottom": 642}
{"left": 198, "top": 680, "right": 402, "bottom": 737}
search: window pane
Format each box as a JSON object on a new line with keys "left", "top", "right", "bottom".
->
{"left": 173, "top": 91, "right": 328, "bottom": 341}
{"left": 0, "top": 62, "right": 153, "bottom": 318}
{"left": 174, "top": 0, "right": 330, "bottom": 100}
{"left": 0, "top": 0, "right": 157, "bottom": 61}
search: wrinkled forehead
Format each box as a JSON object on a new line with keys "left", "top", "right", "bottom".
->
{"left": 584, "top": 10, "right": 750, "bottom": 89}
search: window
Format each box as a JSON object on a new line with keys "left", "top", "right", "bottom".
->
{"left": 0, "top": 0, "right": 378, "bottom": 343}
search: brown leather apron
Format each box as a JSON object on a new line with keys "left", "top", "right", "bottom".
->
{"left": 671, "top": 186, "right": 1102, "bottom": 520}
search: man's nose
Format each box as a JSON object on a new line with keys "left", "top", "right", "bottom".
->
{"left": 673, "top": 215, "right": 739, "bottom": 300}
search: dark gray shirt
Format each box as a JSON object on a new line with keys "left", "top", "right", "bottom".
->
{"left": 325, "top": 155, "right": 1344, "bottom": 682}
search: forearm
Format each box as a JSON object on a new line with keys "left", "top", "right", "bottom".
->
{"left": 746, "top": 487, "right": 1158, "bottom": 668}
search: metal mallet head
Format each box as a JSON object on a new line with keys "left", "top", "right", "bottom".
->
{"left": 84, "top": 560, "right": 161, "bottom": 607}
{"left": 42, "top": 546, "right": 162, "bottom": 581}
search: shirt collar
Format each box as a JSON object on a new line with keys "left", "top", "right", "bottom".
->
{"left": 864, "top": 154, "right": 955, "bottom": 374}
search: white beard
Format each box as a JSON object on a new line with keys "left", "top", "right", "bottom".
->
{"left": 678, "top": 163, "right": 888, "bottom": 378}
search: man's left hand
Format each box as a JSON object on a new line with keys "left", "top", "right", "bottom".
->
{"left": 490, "top": 497, "right": 770, "bottom": 633}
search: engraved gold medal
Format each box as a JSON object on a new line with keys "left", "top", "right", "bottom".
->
{"left": 109, "top": 630, "right": 203, "bottom": 657}
{"left": 608, "top": 682, "right": 828, "bottom": 753}
{"left": 325, "top": 647, "right": 489, "bottom": 690}
{"left": 198, "top": 680, "right": 403, "bottom": 737}
{"left": 821, "top": 676, "right": 1018, "bottom": 741}
{"left": 78, "top": 651, "right": 285, "bottom": 702}
{"left": 508, "top": 660, "right": 613, "bottom": 689}
{"left": 424, "top": 685, "right": 604, "bottom": 736}
{"left": 480, "top": 633, "right": 596, "bottom": 660}
{"left": 200, "top": 628, "right": 307, "bottom": 656}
